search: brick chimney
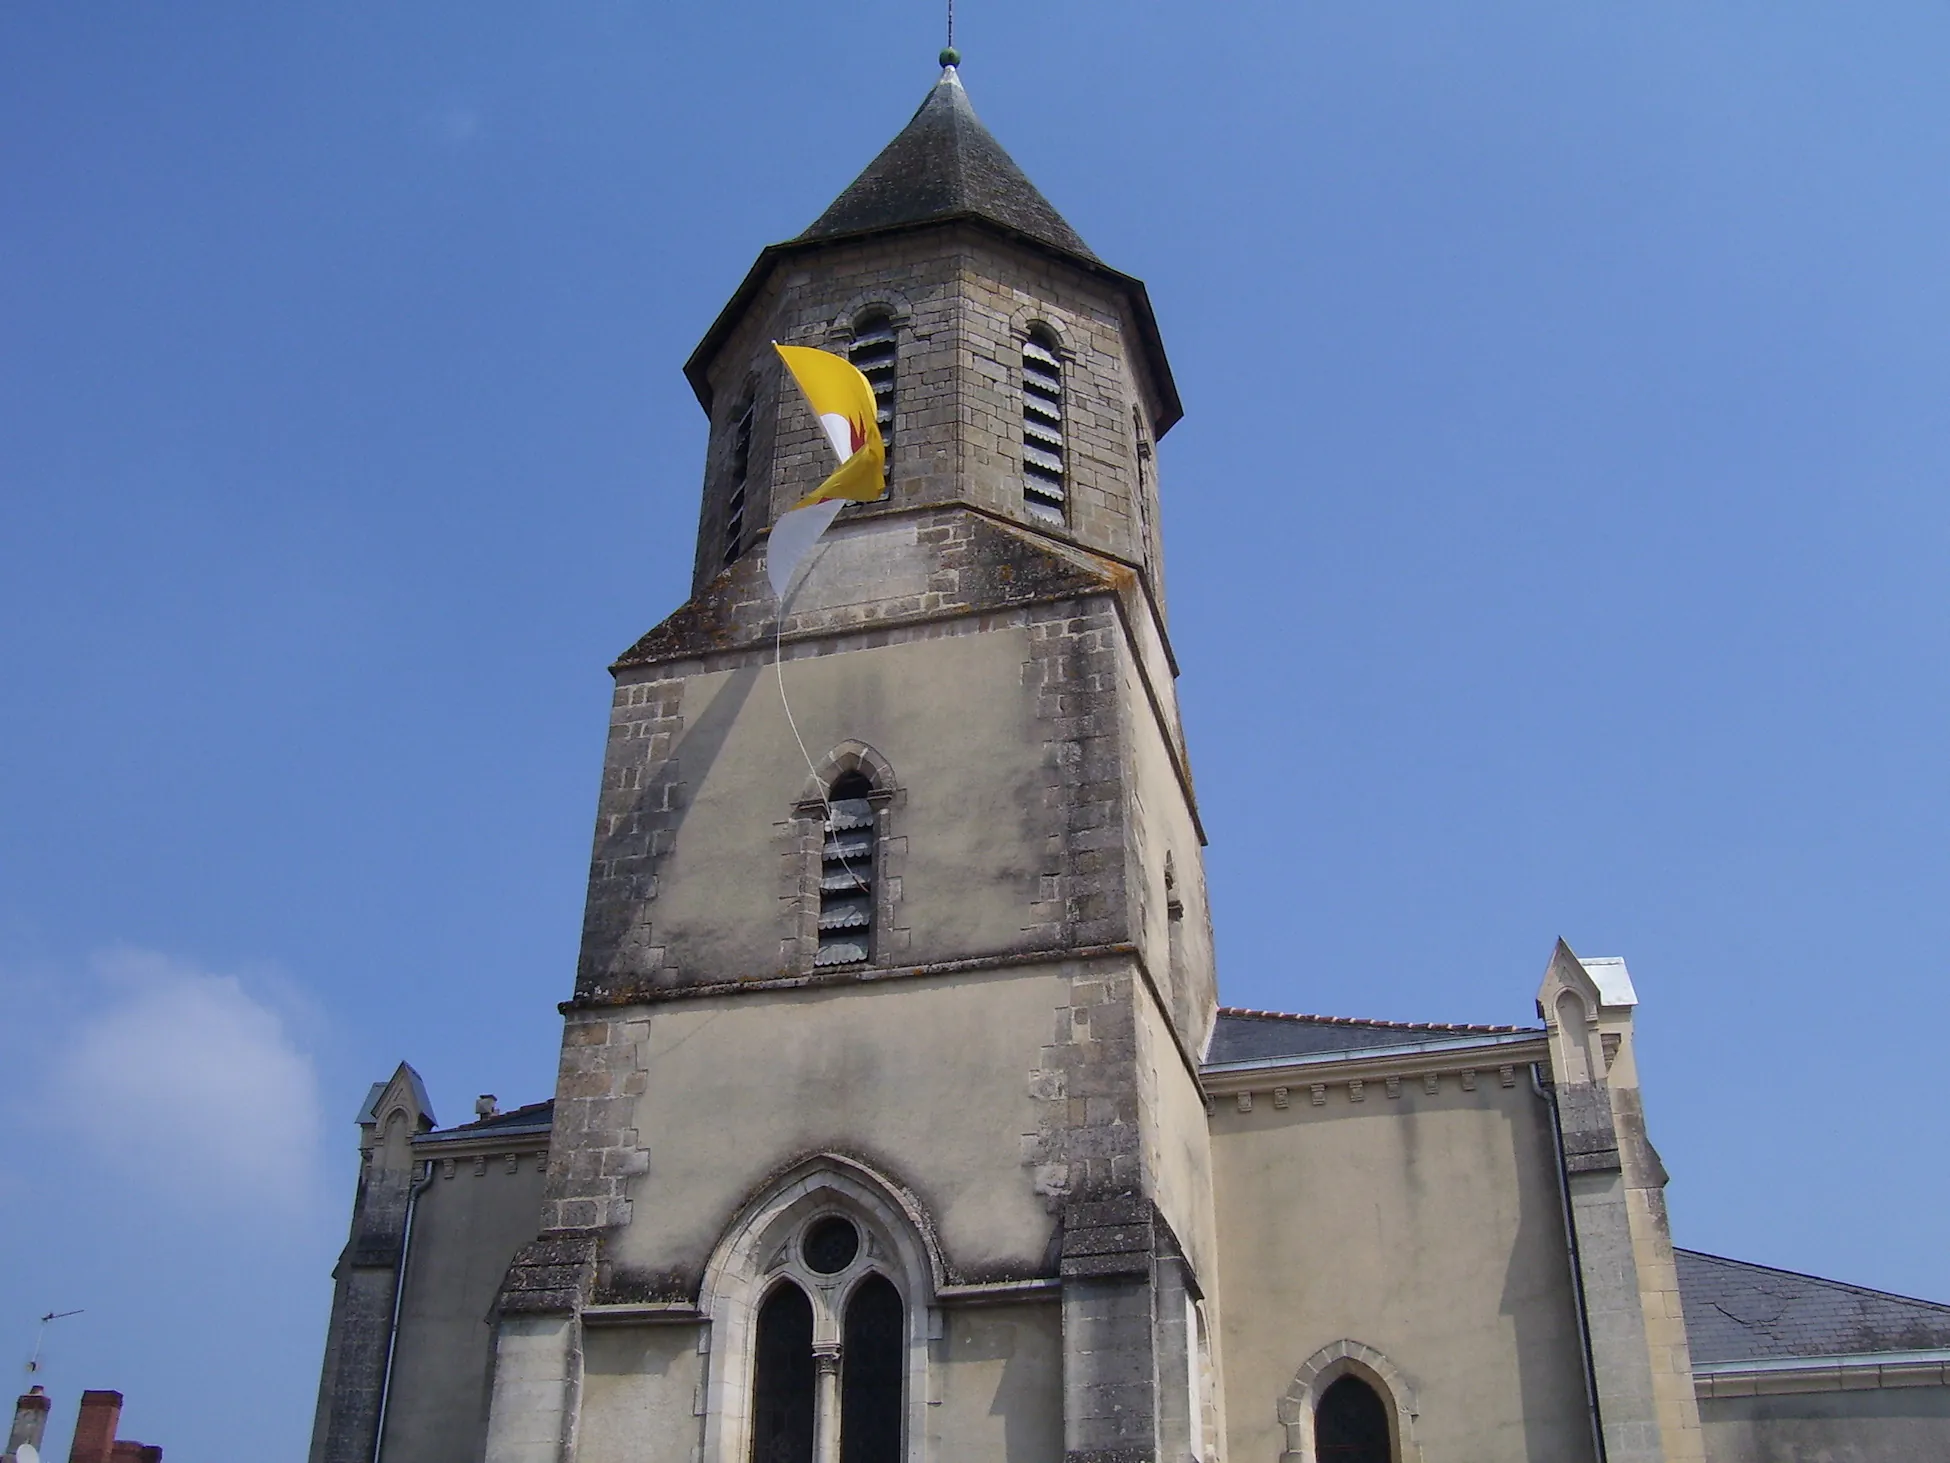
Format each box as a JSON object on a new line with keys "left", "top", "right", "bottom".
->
{"left": 7, "top": 1387, "right": 51, "bottom": 1461}
{"left": 66, "top": 1393, "right": 121, "bottom": 1463}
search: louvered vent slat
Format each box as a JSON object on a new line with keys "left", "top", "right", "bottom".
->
{"left": 1022, "top": 330, "right": 1066, "bottom": 521}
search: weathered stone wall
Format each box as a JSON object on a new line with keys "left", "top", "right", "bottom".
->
{"left": 1209, "top": 1059, "right": 1596, "bottom": 1463}
{"left": 581, "top": 516, "right": 1200, "bottom": 1016}
{"left": 569, "top": 967, "right": 1074, "bottom": 1295}
{"left": 1698, "top": 1387, "right": 1950, "bottom": 1463}
{"left": 930, "top": 1302, "right": 1065, "bottom": 1462}
{"left": 379, "top": 1145, "right": 550, "bottom": 1463}
{"left": 578, "top": 1325, "right": 707, "bottom": 1463}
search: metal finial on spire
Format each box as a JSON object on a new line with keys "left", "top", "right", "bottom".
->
{"left": 940, "top": 0, "right": 959, "bottom": 68}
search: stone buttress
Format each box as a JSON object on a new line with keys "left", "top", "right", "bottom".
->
{"left": 1540, "top": 942, "right": 1707, "bottom": 1463}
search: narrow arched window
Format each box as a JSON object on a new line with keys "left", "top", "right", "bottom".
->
{"left": 847, "top": 313, "right": 897, "bottom": 479}
{"left": 1315, "top": 1375, "right": 1392, "bottom": 1463}
{"left": 839, "top": 1275, "right": 903, "bottom": 1463}
{"left": 1022, "top": 327, "right": 1066, "bottom": 523}
{"left": 724, "top": 392, "right": 757, "bottom": 566}
{"left": 816, "top": 771, "right": 875, "bottom": 967}
{"left": 751, "top": 1283, "right": 815, "bottom": 1463}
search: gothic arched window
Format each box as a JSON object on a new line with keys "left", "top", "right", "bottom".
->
{"left": 1314, "top": 1375, "right": 1392, "bottom": 1463}
{"left": 751, "top": 1282, "right": 816, "bottom": 1463}
{"left": 839, "top": 1275, "right": 903, "bottom": 1463}
{"left": 816, "top": 770, "right": 876, "bottom": 967}
{"left": 847, "top": 312, "right": 897, "bottom": 479}
{"left": 731, "top": 1210, "right": 910, "bottom": 1463}
{"left": 1022, "top": 326, "right": 1066, "bottom": 523}
{"left": 724, "top": 390, "right": 757, "bottom": 566}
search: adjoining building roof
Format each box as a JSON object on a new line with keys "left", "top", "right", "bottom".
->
{"left": 415, "top": 1098, "right": 555, "bottom": 1145}
{"left": 1677, "top": 1248, "right": 1950, "bottom": 1364}
{"left": 798, "top": 66, "right": 1097, "bottom": 264}
{"left": 1205, "top": 1008, "right": 1538, "bottom": 1066}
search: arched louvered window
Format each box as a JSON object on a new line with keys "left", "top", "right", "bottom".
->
{"left": 847, "top": 313, "right": 897, "bottom": 479}
{"left": 817, "top": 771, "right": 875, "bottom": 967}
{"left": 1022, "top": 327, "right": 1066, "bottom": 523}
{"left": 724, "top": 392, "right": 757, "bottom": 566}
{"left": 751, "top": 1283, "right": 816, "bottom": 1463}
{"left": 839, "top": 1275, "right": 903, "bottom": 1463}
{"left": 1315, "top": 1375, "right": 1392, "bottom": 1463}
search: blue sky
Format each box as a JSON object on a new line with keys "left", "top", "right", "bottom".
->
{"left": 4, "top": 5, "right": 1948, "bottom": 1458}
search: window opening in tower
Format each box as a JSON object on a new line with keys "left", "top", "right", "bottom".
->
{"left": 724, "top": 396, "right": 756, "bottom": 566}
{"left": 847, "top": 315, "right": 897, "bottom": 480}
{"left": 816, "top": 771, "right": 875, "bottom": 966}
{"left": 1022, "top": 330, "right": 1066, "bottom": 523}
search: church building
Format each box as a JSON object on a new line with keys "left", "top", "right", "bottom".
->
{"left": 306, "top": 60, "right": 1950, "bottom": 1463}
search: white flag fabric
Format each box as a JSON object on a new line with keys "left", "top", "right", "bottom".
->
{"left": 764, "top": 498, "right": 847, "bottom": 603}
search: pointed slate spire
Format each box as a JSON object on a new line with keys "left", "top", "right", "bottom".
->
{"left": 799, "top": 66, "right": 1098, "bottom": 263}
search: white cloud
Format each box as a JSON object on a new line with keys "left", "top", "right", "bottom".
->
{"left": 44, "top": 949, "right": 323, "bottom": 1210}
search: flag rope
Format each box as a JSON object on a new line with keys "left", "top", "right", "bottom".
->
{"left": 774, "top": 609, "right": 870, "bottom": 895}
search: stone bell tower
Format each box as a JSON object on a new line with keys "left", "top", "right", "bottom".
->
{"left": 482, "top": 59, "right": 1221, "bottom": 1463}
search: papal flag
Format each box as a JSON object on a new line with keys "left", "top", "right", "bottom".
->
{"left": 765, "top": 343, "right": 888, "bottom": 601}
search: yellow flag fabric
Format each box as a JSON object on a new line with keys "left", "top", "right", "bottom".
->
{"left": 774, "top": 344, "right": 887, "bottom": 508}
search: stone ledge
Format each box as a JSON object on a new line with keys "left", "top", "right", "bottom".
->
{"left": 565, "top": 941, "right": 1140, "bottom": 1010}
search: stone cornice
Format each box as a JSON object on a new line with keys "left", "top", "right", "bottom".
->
{"left": 410, "top": 1125, "right": 550, "bottom": 1160}
{"left": 581, "top": 1301, "right": 703, "bottom": 1327}
{"left": 934, "top": 1277, "right": 1062, "bottom": 1306}
{"left": 1200, "top": 1030, "right": 1551, "bottom": 1099}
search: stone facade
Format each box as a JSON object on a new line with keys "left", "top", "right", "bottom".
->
{"left": 307, "top": 64, "right": 1950, "bottom": 1463}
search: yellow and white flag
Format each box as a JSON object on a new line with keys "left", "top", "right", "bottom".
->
{"left": 766, "top": 344, "right": 887, "bottom": 600}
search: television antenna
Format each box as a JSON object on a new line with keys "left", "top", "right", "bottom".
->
{"left": 25, "top": 1310, "right": 83, "bottom": 1375}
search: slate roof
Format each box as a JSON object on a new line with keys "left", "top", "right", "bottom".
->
{"left": 1677, "top": 1248, "right": 1950, "bottom": 1364}
{"left": 799, "top": 67, "right": 1096, "bottom": 264}
{"left": 415, "top": 1099, "right": 555, "bottom": 1144}
{"left": 1205, "top": 1008, "right": 1539, "bottom": 1066}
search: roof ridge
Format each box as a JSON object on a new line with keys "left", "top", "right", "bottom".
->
{"left": 1677, "top": 1248, "right": 1950, "bottom": 1313}
{"left": 1216, "top": 1005, "right": 1532, "bottom": 1035}
{"left": 438, "top": 1098, "right": 555, "bottom": 1134}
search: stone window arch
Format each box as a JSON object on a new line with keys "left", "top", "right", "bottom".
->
{"left": 1279, "top": 1340, "right": 1422, "bottom": 1463}
{"left": 698, "top": 1156, "right": 941, "bottom": 1463}
{"left": 787, "top": 742, "right": 907, "bottom": 971}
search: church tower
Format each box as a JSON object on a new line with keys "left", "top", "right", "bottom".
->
{"left": 480, "top": 59, "right": 1220, "bottom": 1463}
